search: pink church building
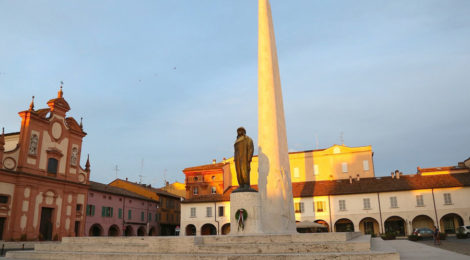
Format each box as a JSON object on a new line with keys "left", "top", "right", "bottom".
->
{"left": 85, "top": 181, "right": 160, "bottom": 236}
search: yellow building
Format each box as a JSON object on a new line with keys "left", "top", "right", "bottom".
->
{"left": 224, "top": 144, "right": 374, "bottom": 188}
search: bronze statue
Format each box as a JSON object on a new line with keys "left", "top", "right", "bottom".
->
{"left": 233, "top": 127, "right": 256, "bottom": 192}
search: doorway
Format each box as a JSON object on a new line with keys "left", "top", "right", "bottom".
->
{"left": 39, "top": 207, "right": 54, "bottom": 240}
{"left": 0, "top": 217, "right": 5, "bottom": 240}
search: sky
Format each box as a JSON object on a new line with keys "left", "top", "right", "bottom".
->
{"left": 1, "top": 0, "right": 469, "bottom": 187}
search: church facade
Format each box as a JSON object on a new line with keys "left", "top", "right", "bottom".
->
{"left": 0, "top": 87, "right": 90, "bottom": 241}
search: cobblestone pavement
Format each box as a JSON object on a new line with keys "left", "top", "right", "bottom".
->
{"left": 416, "top": 236, "right": 470, "bottom": 256}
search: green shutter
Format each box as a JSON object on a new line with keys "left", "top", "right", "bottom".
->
{"left": 149, "top": 213, "right": 151, "bottom": 222}
{"left": 141, "top": 212, "right": 144, "bottom": 221}
{"left": 86, "top": 205, "right": 90, "bottom": 216}
{"left": 118, "top": 208, "right": 122, "bottom": 219}
{"left": 110, "top": 207, "right": 113, "bottom": 217}
{"left": 102, "top": 206, "right": 105, "bottom": 217}
{"left": 128, "top": 210, "right": 131, "bottom": 220}
{"left": 92, "top": 205, "right": 95, "bottom": 216}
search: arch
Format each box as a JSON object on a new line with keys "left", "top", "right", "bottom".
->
{"left": 221, "top": 223, "right": 231, "bottom": 235}
{"left": 359, "top": 217, "right": 379, "bottom": 235}
{"left": 149, "top": 226, "right": 157, "bottom": 236}
{"left": 201, "top": 223, "right": 217, "bottom": 235}
{"left": 334, "top": 218, "right": 354, "bottom": 232}
{"left": 137, "top": 226, "right": 146, "bottom": 236}
{"left": 314, "top": 220, "right": 330, "bottom": 232}
{"left": 185, "top": 224, "right": 196, "bottom": 236}
{"left": 440, "top": 213, "right": 464, "bottom": 234}
{"left": 108, "top": 225, "right": 120, "bottom": 236}
{"left": 89, "top": 224, "right": 103, "bottom": 236}
{"left": 384, "top": 216, "right": 406, "bottom": 236}
{"left": 412, "top": 215, "right": 434, "bottom": 231}
{"left": 124, "top": 225, "right": 134, "bottom": 236}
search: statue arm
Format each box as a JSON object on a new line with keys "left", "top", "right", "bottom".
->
{"left": 248, "top": 138, "right": 254, "bottom": 162}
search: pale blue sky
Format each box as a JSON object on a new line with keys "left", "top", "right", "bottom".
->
{"left": 1, "top": 0, "right": 469, "bottom": 187}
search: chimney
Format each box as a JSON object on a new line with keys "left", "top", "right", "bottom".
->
{"left": 356, "top": 174, "right": 360, "bottom": 181}
{"left": 212, "top": 159, "right": 216, "bottom": 164}
{"left": 349, "top": 176, "right": 353, "bottom": 184}
{"left": 391, "top": 172, "right": 395, "bottom": 179}
{"left": 395, "top": 170, "right": 400, "bottom": 179}
{"left": 126, "top": 177, "right": 128, "bottom": 181}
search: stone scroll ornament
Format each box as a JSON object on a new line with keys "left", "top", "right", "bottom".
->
{"left": 235, "top": 208, "right": 247, "bottom": 231}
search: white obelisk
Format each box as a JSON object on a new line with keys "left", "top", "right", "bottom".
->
{"left": 257, "top": 0, "right": 296, "bottom": 234}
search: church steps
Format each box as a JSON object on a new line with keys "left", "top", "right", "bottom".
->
{"left": 6, "top": 234, "right": 399, "bottom": 259}
{"left": 32, "top": 240, "right": 369, "bottom": 254}
{"left": 6, "top": 250, "right": 399, "bottom": 260}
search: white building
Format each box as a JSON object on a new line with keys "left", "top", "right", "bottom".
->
{"left": 181, "top": 162, "right": 470, "bottom": 236}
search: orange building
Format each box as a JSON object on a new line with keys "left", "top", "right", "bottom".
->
{"left": 109, "top": 179, "right": 181, "bottom": 235}
{"left": 183, "top": 162, "right": 230, "bottom": 200}
{"left": 0, "top": 87, "right": 90, "bottom": 241}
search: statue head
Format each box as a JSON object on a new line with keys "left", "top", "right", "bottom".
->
{"left": 237, "top": 127, "right": 246, "bottom": 138}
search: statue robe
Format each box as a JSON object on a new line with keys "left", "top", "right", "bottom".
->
{"left": 234, "top": 135, "right": 254, "bottom": 188}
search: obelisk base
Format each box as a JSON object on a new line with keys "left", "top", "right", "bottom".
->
{"left": 230, "top": 192, "right": 263, "bottom": 235}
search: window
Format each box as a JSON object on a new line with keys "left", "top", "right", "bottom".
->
{"left": 193, "top": 187, "right": 198, "bottom": 195}
{"left": 118, "top": 208, "right": 122, "bottom": 219}
{"left": 193, "top": 176, "right": 198, "bottom": 181}
{"left": 0, "top": 195, "right": 9, "bottom": 204}
{"left": 218, "top": 206, "right": 224, "bottom": 217}
{"left": 211, "top": 187, "right": 216, "bottom": 194}
{"left": 363, "top": 160, "right": 369, "bottom": 171}
{"left": 47, "top": 158, "right": 58, "bottom": 174}
{"left": 206, "top": 207, "right": 212, "bottom": 217}
{"left": 101, "top": 207, "right": 113, "bottom": 217}
{"left": 128, "top": 210, "right": 132, "bottom": 220}
{"left": 315, "top": 201, "right": 324, "bottom": 212}
{"left": 363, "top": 198, "right": 371, "bottom": 209}
{"left": 294, "top": 202, "right": 304, "bottom": 213}
{"left": 341, "top": 162, "right": 348, "bottom": 173}
{"left": 444, "top": 193, "right": 452, "bottom": 205}
{"left": 86, "top": 205, "right": 95, "bottom": 216}
{"left": 390, "top": 197, "right": 398, "bottom": 208}
{"left": 155, "top": 213, "right": 158, "bottom": 221}
{"left": 314, "top": 165, "right": 319, "bottom": 176}
{"left": 339, "top": 200, "right": 346, "bottom": 211}
{"left": 141, "top": 212, "right": 145, "bottom": 221}
{"left": 76, "top": 204, "right": 82, "bottom": 212}
{"left": 293, "top": 167, "right": 299, "bottom": 178}
{"left": 190, "top": 207, "right": 196, "bottom": 218}
{"left": 416, "top": 195, "right": 424, "bottom": 207}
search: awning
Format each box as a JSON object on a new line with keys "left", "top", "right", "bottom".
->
{"left": 296, "top": 221, "right": 326, "bottom": 229}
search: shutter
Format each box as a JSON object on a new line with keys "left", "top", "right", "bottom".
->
{"left": 102, "top": 206, "right": 105, "bottom": 217}
{"left": 92, "top": 205, "right": 95, "bottom": 216}
{"left": 111, "top": 207, "right": 113, "bottom": 217}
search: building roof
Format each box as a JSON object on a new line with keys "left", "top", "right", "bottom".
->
{"left": 182, "top": 173, "right": 470, "bottom": 203}
{"left": 89, "top": 181, "right": 157, "bottom": 202}
{"left": 110, "top": 179, "right": 182, "bottom": 199}
{"left": 183, "top": 162, "right": 228, "bottom": 172}
{"left": 292, "top": 173, "right": 470, "bottom": 197}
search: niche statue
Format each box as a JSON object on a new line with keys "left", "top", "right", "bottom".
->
{"left": 233, "top": 127, "right": 256, "bottom": 193}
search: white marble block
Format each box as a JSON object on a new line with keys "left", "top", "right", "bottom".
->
{"left": 230, "top": 192, "right": 263, "bottom": 235}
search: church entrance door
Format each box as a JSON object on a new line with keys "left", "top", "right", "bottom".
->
{"left": 39, "top": 208, "right": 53, "bottom": 240}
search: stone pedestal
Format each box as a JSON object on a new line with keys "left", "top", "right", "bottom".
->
{"left": 230, "top": 192, "right": 263, "bottom": 235}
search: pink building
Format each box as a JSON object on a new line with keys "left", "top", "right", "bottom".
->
{"left": 85, "top": 181, "right": 159, "bottom": 237}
